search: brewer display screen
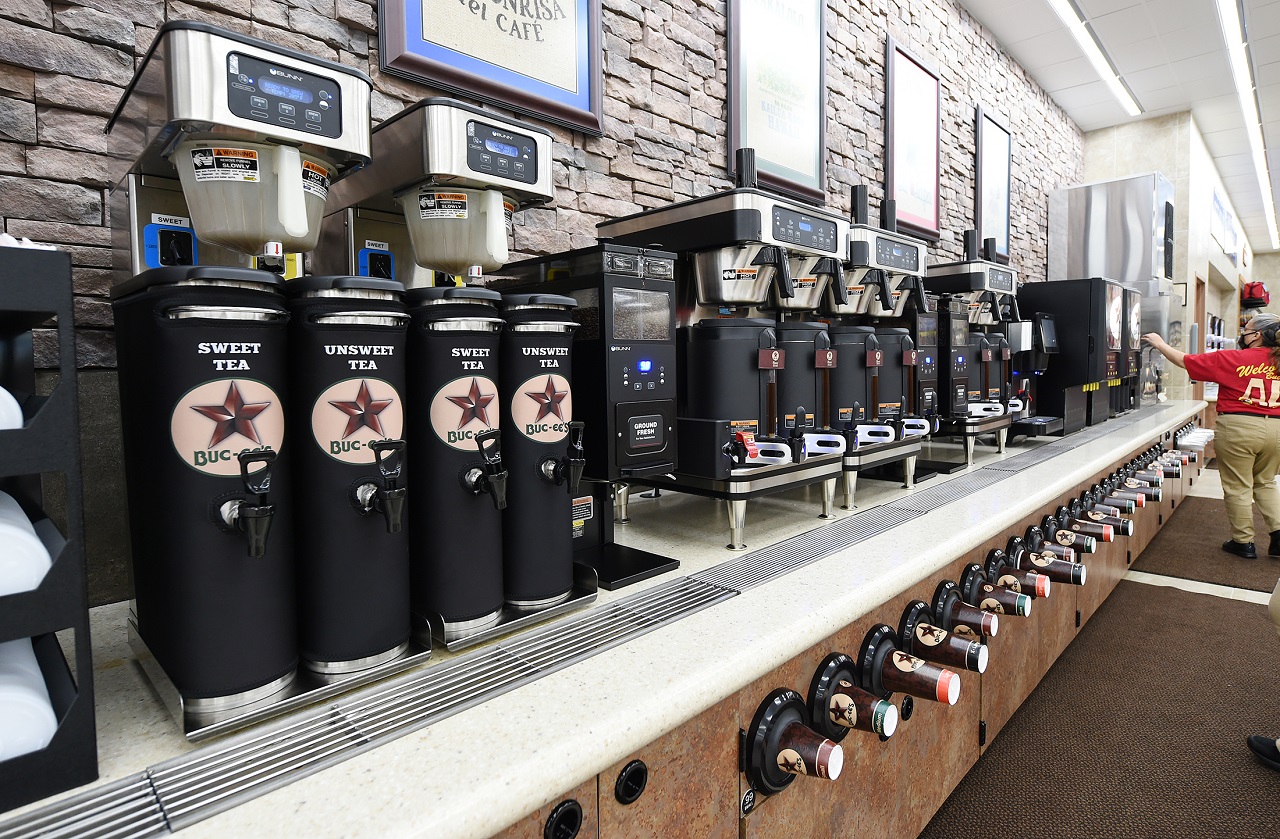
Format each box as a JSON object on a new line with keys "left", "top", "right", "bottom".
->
{"left": 612, "top": 288, "right": 671, "bottom": 341}
{"left": 989, "top": 267, "right": 1014, "bottom": 292}
{"left": 638, "top": 360, "right": 652, "bottom": 373}
{"left": 771, "top": 207, "right": 838, "bottom": 251}
{"left": 225, "top": 52, "right": 343, "bottom": 140}
{"left": 485, "top": 138, "right": 520, "bottom": 157}
{"left": 258, "top": 79, "right": 314, "bottom": 103}
{"left": 1037, "top": 314, "right": 1059, "bottom": 351}
{"left": 467, "top": 120, "right": 540, "bottom": 186}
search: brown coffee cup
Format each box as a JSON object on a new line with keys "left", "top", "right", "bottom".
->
{"left": 950, "top": 601, "right": 1000, "bottom": 637}
{"left": 975, "top": 582, "right": 1032, "bottom": 616}
{"left": 1051, "top": 528, "right": 1097, "bottom": 552}
{"left": 776, "top": 720, "right": 844, "bottom": 779}
{"left": 1025, "top": 550, "right": 1087, "bottom": 585}
{"left": 1068, "top": 518, "right": 1114, "bottom": 542}
{"left": 1037, "top": 542, "right": 1077, "bottom": 561}
{"left": 910, "top": 621, "right": 988, "bottom": 673}
{"left": 827, "top": 679, "right": 899, "bottom": 735}
{"left": 995, "top": 567, "right": 1051, "bottom": 598}
{"left": 880, "top": 650, "right": 961, "bottom": 705}
{"left": 1085, "top": 510, "right": 1134, "bottom": 536}
{"left": 1105, "top": 491, "right": 1145, "bottom": 509}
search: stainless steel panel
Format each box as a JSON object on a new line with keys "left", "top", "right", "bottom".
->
{"left": 1048, "top": 173, "right": 1173, "bottom": 289}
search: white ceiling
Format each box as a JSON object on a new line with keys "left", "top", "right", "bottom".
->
{"left": 959, "top": 0, "right": 1280, "bottom": 252}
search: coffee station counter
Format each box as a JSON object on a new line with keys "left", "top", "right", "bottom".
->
{"left": 6, "top": 401, "right": 1204, "bottom": 838}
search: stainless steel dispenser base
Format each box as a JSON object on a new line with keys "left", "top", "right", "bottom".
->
{"left": 426, "top": 562, "right": 600, "bottom": 652}
{"left": 934, "top": 415, "right": 1012, "bottom": 467}
{"left": 129, "top": 611, "right": 431, "bottom": 742}
{"left": 840, "top": 437, "right": 923, "bottom": 507}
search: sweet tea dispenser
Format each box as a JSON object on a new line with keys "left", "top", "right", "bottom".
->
{"left": 106, "top": 23, "right": 373, "bottom": 721}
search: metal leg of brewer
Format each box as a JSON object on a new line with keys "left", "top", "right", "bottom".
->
{"left": 996, "top": 427, "right": 1008, "bottom": 453}
{"left": 842, "top": 470, "right": 858, "bottom": 510}
{"left": 614, "top": 482, "right": 631, "bottom": 524}
{"left": 903, "top": 455, "right": 917, "bottom": 489}
{"left": 963, "top": 434, "right": 976, "bottom": 468}
{"left": 820, "top": 476, "right": 837, "bottom": 519}
{"left": 726, "top": 498, "right": 748, "bottom": 551}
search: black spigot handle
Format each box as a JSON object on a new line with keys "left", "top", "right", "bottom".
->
{"left": 370, "top": 439, "right": 407, "bottom": 533}
{"left": 566, "top": 421, "right": 585, "bottom": 495}
{"left": 236, "top": 450, "right": 276, "bottom": 558}
{"left": 238, "top": 449, "right": 276, "bottom": 502}
{"left": 868, "top": 269, "right": 893, "bottom": 311}
{"left": 474, "top": 429, "right": 508, "bottom": 510}
{"left": 1006, "top": 294, "right": 1021, "bottom": 323}
{"left": 903, "top": 276, "right": 927, "bottom": 312}
{"left": 371, "top": 439, "right": 405, "bottom": 487}
{"left": 818, "top": 257, "right": 848, "bottom": 305}
{"left": 754, "top": 245, "right": 793, "bottom": 299}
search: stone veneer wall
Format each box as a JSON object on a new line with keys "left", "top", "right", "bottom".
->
{"left": 0, "top": 0, "right": 1083, "bottom": 602}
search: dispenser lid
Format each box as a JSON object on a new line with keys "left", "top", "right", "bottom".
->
{"left": 501, "top": 293, "right": 578, "bottom": 309}
{"left": 690, "top": 317, "right": 775, "bottom": 330}
{"left": 830, "top": 325, "right": 876, "bottom": 335}
{"left": 284, "top": 276, "right": 405, "bottom": 296}
{"left": 775, "top": 321, "right": 829, "bottom": 332}
{"left": 874, "top": 327, "right": 911, "bottom": 336}
{"left": 407, "top": 285, "right": 503, "bottom": 306}
{"left": 111, "top": 266, "right": 284, "bottom": 299}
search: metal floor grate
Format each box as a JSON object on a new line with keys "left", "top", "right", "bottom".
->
{"left": 0, "top": 776, "right": 167, "bottom": 839}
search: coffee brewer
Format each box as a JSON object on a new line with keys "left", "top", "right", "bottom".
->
{"left": 596, "top": 150, "right": 847, "bottom": 550}
{"left": 495, "top": 244, "right": 682, "bottom": 589}
{"left": 106, "top": 23, "right": 373, "bottom": 721}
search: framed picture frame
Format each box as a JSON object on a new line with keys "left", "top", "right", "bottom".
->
{"left": 727, "top": 0, "right": 826, "bottom": 202}
{"left": 380, "top": 0, "right": 604, "bottom": 135}
{"left": 974, "top": 104, "right": 1012, "bottom": 263}
{"left": 884, "top": 38, "right": 940, "bottom": 240}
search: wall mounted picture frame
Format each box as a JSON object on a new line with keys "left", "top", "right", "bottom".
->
{"left": 728, "top": 0, "right": 826, "bottom": 202}
{"left": 885, "top": 38, "right": 940, "bottom": 240}
{"left": 380, "top": 0, "right": 604, "bottom": 135}
{"left": 975, "top": 104, "right": 1012, "bottom": 263}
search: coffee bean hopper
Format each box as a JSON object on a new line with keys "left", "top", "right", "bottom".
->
{"left": 314, "top": 97, "right": 554, "bottom": 286}
{"left": 596, "top": 150, "right": 848, "bottom": 550}
{"left": 104, "top": 24, "right": 432, "bottom": 739}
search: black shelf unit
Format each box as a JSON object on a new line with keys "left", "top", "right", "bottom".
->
{"left": 0, "top": 246, "right": 98, "bottom": 813}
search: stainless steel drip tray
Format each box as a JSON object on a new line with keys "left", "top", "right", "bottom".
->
{"left": 129, "top": 616, "right": 432, "bottom": 743}
{"left": 430, "top": 563, "right": 600, "bottom": 653}
{"left": 632, "top": 454, "right": 843, "bottom": 498}
{"left": 842, "top": 437, "right": 922, "bottom": 469}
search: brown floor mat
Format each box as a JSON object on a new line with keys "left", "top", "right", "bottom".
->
{"left": 1130, "top": 495, "right": 1280, "bottom": 592}
{"left": 921, "top": 581, "right": 1280, "bottom": 838}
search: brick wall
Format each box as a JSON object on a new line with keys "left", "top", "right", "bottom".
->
{"left": 0, "top": 0, "right": 1082, "bottom": 602}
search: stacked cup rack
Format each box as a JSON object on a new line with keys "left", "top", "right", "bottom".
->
{"left": 0, "top": 246, "right": 97, "bottom": 813}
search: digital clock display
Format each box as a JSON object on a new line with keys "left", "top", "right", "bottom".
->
{"left": 259, "top": 78, "right": 314, "bottom": 104}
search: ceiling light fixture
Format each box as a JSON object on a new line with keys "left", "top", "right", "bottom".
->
{"left": 1214, "top": 0, "right": 1279, "bottom": 249}
{"left": 1045, "top": 0, "right": 1141, "bottom": 117}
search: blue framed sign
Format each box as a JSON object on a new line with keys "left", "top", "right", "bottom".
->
{"left": 381, "top": 0, "right": 603, "bottom": 135}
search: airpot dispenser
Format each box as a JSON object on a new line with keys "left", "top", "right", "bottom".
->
{"left": 105, "top": 22, "right": 373, "bottom": 725}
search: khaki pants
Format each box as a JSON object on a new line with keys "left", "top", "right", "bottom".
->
{"left": 1213, "top": 412, "right": 1280, "bottom": 543}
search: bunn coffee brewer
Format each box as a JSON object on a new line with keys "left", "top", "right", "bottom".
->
{"left": 1003, "top": 310, "right": 1064, "bottom": 437}
{"left": 923, "top": 232, "right": 1014, "bottom": 467}
{"left": 105, "top": 23, "right": 373, "bottom": 732}
{"left": 314, "top": 97, "right": 554, "bottom": 285}
{"left": 495, "top": 244, "right": 681, "bottom": 589}
{"left": 820, "top": 185, "right": 929, "bottom": 507}
{"left": 1016, "top": 277, "right": 1124, "bottom": 433}
{"left": 596, "top": 149, "right": 847, "bottom": 550}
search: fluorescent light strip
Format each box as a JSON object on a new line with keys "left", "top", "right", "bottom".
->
{"left": 1045, "top": 0, "right": 1141, "bottom": 117}
{"left": 1215, "top": 0, "right": 1280, "bottom": 249}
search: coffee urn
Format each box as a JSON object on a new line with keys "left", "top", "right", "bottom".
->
{"left": 499, "top": 294, "right": 584, "bottom": 611}
{"left": 407, "top": 287, "right": 508, "bottom": 642}
{"left": 285, "top": 276, "right": 410, "bottom": 676}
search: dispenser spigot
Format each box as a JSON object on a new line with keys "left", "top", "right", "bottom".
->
{"left": 815, "top": 257, "right": 847, "bottom": 305}
{"left": 725, "top": 430, "right": 759, "bottom": 465}
{"left": 463, "top": 429, "right": 508, "bottom": 510}
{"left": 866, "top": 269, "right": 893, "bottom": 311}
{"left": 753, "top": 245, "right": 793, "bottom": 299}
{"left": 540, "top": 421, "right": 586, "bottom": 495}
{"left": 220, "top": 450, "right": 277, "bottom": 558}
{"left": 355, "top": 440, "right": 408, "bottom": 533}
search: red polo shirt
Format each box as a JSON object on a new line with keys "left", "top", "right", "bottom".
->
{"left": 1184, "top": 346, "right": 1280, "bottom": 417}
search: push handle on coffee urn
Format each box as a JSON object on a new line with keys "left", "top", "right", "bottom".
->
{"left": 866, "top": 268, "right": 894, "bottom": 311}
{"left": 753, "top": 245, "right": 794, "bottom": 299}
{"left": 463, "top": 429, "right": 508, "bottom": 511}
{"left": 371, "top": 439, "right": 407, "bottom": 533}
{"left": 817, "top": 257, "right": 848, "bottom": 305}
{"left": 230, "top": 450, "right": 277, "bottom": 558}
{"left": 541, "top": 421, "right": 586, "bottom": 495}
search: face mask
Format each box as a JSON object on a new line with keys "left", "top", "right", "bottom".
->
{"left": 1238, "top": 335, "right": 1248, "bottom": 350}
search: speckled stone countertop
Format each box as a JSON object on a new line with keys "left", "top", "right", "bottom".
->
{"left": 5, "top": 401, "right": 1204, "bottom": 838}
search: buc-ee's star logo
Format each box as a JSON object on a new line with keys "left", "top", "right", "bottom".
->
{"left": 525, "top": 376, "right": 568, "bottom": 422}
{"left": 329, "top": 379, "right": 394, "bottom": 439}
{"left": 446, "top": 377, "right": 496, "bottom": 429}
{"left": 311, "top": 378, "right": 404, "bottom": 464}
{"left": 191, "top": 381, "right": 271, "bottom": 448}
{"left": 429, "top": 376, "right": 500, "bottom": 451}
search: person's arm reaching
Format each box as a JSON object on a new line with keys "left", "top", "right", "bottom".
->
{"left": 1142, "top": 332, "right": 1186, "bottom": 369}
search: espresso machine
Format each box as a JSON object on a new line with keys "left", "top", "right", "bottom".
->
{"left": 105, "top": 22, "right": 374, "bottom": 732}
{"left": 1017, "top": 277, "right": 1123, "bottom": 433}
{"left": 1004, "top": 311, "right": 1064, "bottom": 437}
{"left": 596, "top": 150, "right": 848, "bottom": 550}
{"left": 495, "top": 244, "right": 682, "bottom": 589}
{"left": 314, "top": 97, "right": 554, "bottom": 284}
{"left": 819, "top": 185, "right": 930, "bottom": 506}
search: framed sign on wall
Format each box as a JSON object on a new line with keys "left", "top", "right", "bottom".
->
{"left": 885, "top": 38, "right": 940, "bottom": 240}
{"left": 728, "top": 0, "right": 826, "bottom": 202}
{"left": 975, "top": 104, "right": 1012, "bottom": 263}
{"left": 380, "top": 0, "right": 603, "bottom": 135}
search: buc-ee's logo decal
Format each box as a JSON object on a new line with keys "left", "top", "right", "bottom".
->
{"left": 171, "top": 379, "right": 284, "bottom": 476}
{"left": 511, "top": 374, "right": 572, "bottom": 443}
{"left": 312, "top": 378, "right": 403, "bottom": 464}
{"left": 431, "top": 376, "right": 500, "bottom": 451}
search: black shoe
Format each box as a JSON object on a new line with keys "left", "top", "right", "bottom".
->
{"left": 1248, "top": 735, "right": 1280, "bottom": 772}
{"left": 1222, "top": 540, "right": 1258, "bottom": 559}
{"left": 1270, "top": 531, "right": 1280, "bottom": 558}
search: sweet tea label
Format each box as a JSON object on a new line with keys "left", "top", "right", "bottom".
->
{"left": 172, "top": 379, "right": 284, "bottom": 476}
{"left": 431, "top": 375, "right": 500, "bottom": 451}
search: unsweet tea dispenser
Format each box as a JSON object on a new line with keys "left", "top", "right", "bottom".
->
{"left": 106, "top": 23, "right": 373, "bottom": 720}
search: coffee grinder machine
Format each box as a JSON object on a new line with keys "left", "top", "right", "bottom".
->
{"left": 495, "top": 244, "right": 682, "bottom": 589}
{"left": 596, "top": 150, "right": 848, "bottom": 550}
{"left": 105, "top": 22, "right": 373, "bottom": 731}
{"left": 1017, "top": 277, "right": 1123, "bottom": 433}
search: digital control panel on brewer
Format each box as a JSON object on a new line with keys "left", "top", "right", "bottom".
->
{"left": 989, "top": 267, "right": 1014, "bottom": 292}
{"left": 467, "top": 120, "right": 539, "bottom": 186}
{"left": 226, "top": 52, "right": 342, "bottom": 139}
{"left": 772, "top": 207, "right": 838, "bottom": 252}
{"left": 875, "top": 237, "right": 920, "bottom": 272}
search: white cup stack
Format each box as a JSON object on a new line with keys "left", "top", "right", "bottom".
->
{"left": 0, "top": 385, "right": 21, "bottom": 431}
{"left": 0, "top": 637, "right": 58, "bottom": 761}
{"left": 0, "top": 490, "right": 53, "bottom": 596}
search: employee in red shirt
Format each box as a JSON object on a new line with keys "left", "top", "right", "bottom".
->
{"left": 1144, "top": 313, "right": 1280, "bottom": 559}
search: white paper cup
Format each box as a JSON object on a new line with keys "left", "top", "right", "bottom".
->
{"left": 0, "top": 385, "right": 21, "bottom": 430}
{"left": 0, "top": 491, "right": 53, "bottom": 596}
{"left": 0, "top": 638, "right": 58, "bottom": 761}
